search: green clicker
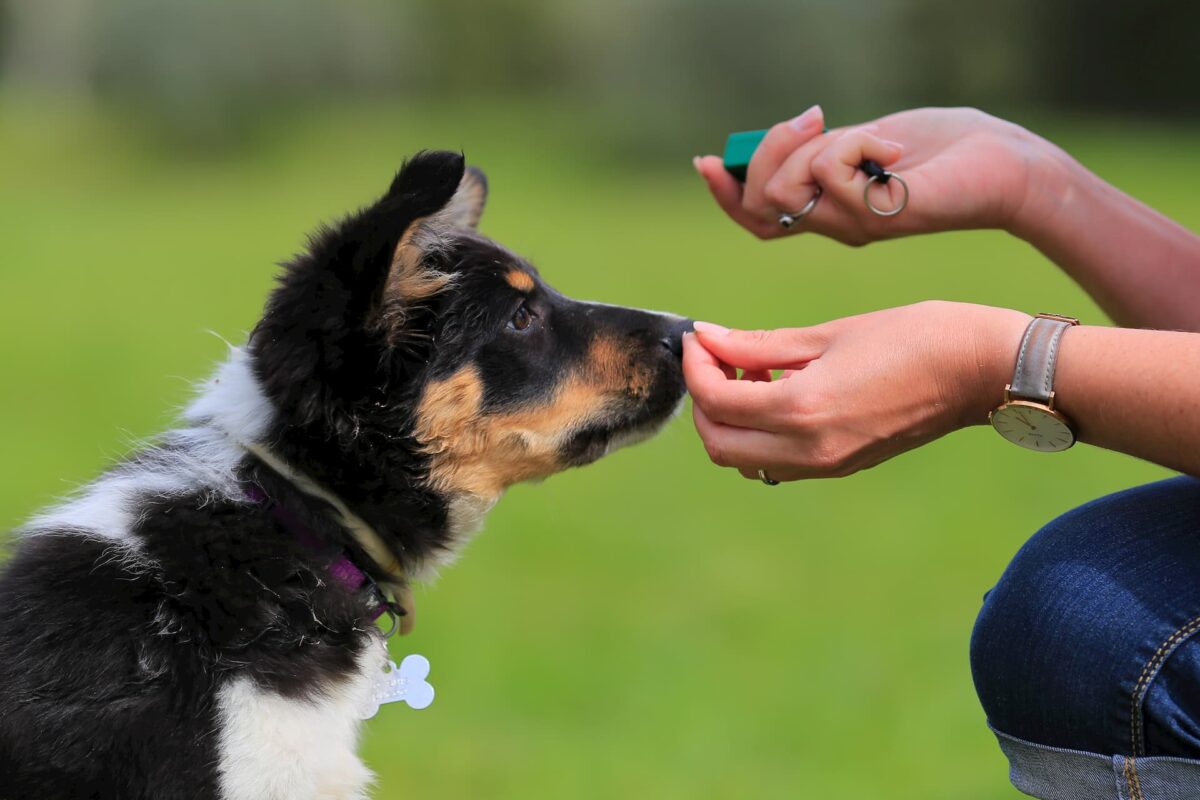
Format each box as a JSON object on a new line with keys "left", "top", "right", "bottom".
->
{"left": 721, "top": 129, "right": 769, "bottom": 182}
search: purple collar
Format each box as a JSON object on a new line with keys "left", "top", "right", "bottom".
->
{"left": 244, "top": 483, "right": 391, "bottom": 622}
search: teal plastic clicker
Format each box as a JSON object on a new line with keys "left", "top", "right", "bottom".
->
{"left": 722, "top": 129, "right": 768, "bottom": 182}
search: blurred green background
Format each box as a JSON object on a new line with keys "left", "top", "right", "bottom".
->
{"left": 1, "top": 2, "right": 1196, "bottom": 798}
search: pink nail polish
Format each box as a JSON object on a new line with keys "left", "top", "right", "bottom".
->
{"left": 788, "top": 104, "right": 823, "bottom": 133}
{"left": 693, "top": 321, "right": 731, "bottom": 336}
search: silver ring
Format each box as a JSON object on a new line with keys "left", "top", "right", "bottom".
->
{"left": 757, "top": 468, "right": 780, "bottom": 486}
{"left": 863, "top": 172, "right": 909, "bottom": 217}
{"left": 778, "top": 188, "right": 822, "bottom": 229}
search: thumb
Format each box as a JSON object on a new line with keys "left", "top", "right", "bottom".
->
{"left": 692, "top": 321, "right": 827, "bottom": 371}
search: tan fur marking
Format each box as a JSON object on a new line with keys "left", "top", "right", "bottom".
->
{"left": 504, "top": 270, "right": 535, "bottom": 292}
{"left": 414, "top": 337, "right": 654, "bottom": 499}
{"left": 378, "top": 218, "right": 453, "bottom": 344}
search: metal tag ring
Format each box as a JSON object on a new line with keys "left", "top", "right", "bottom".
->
{"left": 778, "top": 188, "right": 822, "bottom": 229}
{"left": 863, "top": 172, "right": 909, "bottom": 217}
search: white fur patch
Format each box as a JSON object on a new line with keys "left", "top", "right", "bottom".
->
{"left": 22, "top": 347, "right": 271, "bottom": 548}
{"left": 412, "top": 492, "right": 499, "bottom": 579}
{"left": 215, "top": 641, "right": 384, "bottom": 800}
{"left": 184, "top": 346, "right": 274, "bottom": 445}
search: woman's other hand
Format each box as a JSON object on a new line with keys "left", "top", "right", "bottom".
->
{"left": 694, "top": 107, "right": 1057, "bottom": 245}
{"left": 682, "top": 302, "right": 1031, "bottom": 481}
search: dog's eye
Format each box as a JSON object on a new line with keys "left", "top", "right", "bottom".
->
{"left": 509, "top": 304, "right": 533, "bottom": 331}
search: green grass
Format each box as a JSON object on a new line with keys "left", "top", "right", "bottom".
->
{"left": 0, "top": 98, "right": 1193, "bottom": 799}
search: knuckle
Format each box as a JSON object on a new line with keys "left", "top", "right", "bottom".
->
{"left": 810, "top": 155, "right": 833, "bottom": 183}
{"left": 846, "top": 128, "right": 873, "bottom": 146}
{"left": 763, "top": 180, "right": 795, "bottom": 210}
{"left": 765, "top": 121, "right": 792, "bottom": 144}
{"left": 785, "top": 391, "right": 812, "bottom": 421}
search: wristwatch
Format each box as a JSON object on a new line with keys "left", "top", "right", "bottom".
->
{"left": 989, "top": 313, "right": 1080, "bottom": 452}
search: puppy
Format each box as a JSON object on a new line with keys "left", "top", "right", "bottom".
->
{"left": 0, "top": 151, "right": 690, "bottom": 799}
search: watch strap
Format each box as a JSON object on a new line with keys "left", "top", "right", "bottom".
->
{"left": 1009, "top": 315, "right": 1077, "bottom": 403}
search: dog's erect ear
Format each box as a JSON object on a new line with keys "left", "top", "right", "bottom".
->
{"left": 379, "top": 151, "right": 471, "bottom": 224}
{"left": 443, "top": 166, "right": 488, "bottom": 229}
{"left": 388, "top": 159, "right": 487, "bottom": 232}
{"left": 252, "top": 151, "right": 486, "bottom": 429}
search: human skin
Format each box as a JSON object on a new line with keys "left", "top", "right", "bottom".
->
{"left": 686, "top": 107, "right": 1200, "bottom": 481}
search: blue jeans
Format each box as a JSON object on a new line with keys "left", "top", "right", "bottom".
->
{"left": 972, "top": 476, "right": 1200, "bottom": 799}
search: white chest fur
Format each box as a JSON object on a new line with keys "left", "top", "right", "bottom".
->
{"left": 214, "top": 641, "right": 385, "bottom": 800}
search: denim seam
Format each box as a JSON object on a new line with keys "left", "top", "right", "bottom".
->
{"left": 1126, "top": 612, "right": 1200, "bottom": 798}
{"left": 1123, "top": 756, "right": 1143, "bottom": 800}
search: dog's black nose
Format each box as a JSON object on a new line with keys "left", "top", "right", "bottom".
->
{"left": 660, "top": 318, "right": 694, "bottom": 360}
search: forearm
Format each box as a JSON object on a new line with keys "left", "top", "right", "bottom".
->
{"left": 1009, "top": 142, "right": 1200, "bottom": 331}
{"left": 1053, "top": 326, "right": 1200, "bottom": 475}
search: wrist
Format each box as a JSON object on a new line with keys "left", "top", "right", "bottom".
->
{"left": 1005, "top": 133, "right": 1086, "bottom": 244}
{"left": 957, "top": 305, "right": 1034, "bottom": 426}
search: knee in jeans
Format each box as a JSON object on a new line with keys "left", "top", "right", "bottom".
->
{"left": 969, "top": 506, "right": 1130, "bottom": 751}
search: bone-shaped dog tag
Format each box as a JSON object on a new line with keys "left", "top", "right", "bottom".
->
{"left": 359, "top": 654, "right": 435, "bottom": 719}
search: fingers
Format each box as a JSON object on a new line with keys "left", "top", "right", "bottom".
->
{"left": 682, "top": 333, "right": 792, "bottom": 430}
{"left": 692, "top": 322, "right": 827, "bottom": 371}
{"left": 809, "top": 130, "right": 904, "bottom": 212}
{"left": 692, "top": 403, "right": 794, "bottom": 469}
{"left": 756, "top": 124, "right": 872, "bottom": 219}
{"left": 741, "top": 105, "right": 825, "bottom": 220}
{"left": 694, "top": 156, "right": 777, "bottom": 238}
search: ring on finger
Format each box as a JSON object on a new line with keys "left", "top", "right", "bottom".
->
{"left": 757, "top": 468, "right": 780, "bottom": 486}
{"left": 778, "top": 188, "right": 822, "bottom": 229}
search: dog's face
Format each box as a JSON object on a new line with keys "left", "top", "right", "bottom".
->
{"left": 412, "top": 229, "right": 690, "bottom": 499}
{"left": 250, "top": 151, "right": 688, "bottom": 564}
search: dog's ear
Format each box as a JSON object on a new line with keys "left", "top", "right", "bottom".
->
{"left": 380, "top": 159, "right": 487, "bottom": 349}
{"left": 389, "top": 161, "right": 487, "bottom": 232}
{"left": 252, "top": 151, "right": 483, "bottom": 429}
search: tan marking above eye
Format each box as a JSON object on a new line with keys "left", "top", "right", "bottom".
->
{"left": 412, "top": 336, "right": 655, "bottom": 499}
{"left": 504, "top": 270, "right": 535, "bottom": 292}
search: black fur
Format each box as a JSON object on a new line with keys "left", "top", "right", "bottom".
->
{"left": 0, "top": 151, "right": 689, "bottom": 799}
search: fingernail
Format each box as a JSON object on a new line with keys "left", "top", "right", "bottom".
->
{"left": 882, "top": 139, "right": 904, "bottom": 152}
{"left": 788, "top": 104, "right": 823, "bottom": 133}
{"left": 692, "top": 155, "right": 704, "bottom": 176}
{"left": 693, "top": 321, "right": 730, "bottom": 336}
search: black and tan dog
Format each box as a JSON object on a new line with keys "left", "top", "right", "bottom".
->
{"left": 0, "top": 152, "right": 691, "bottom": 799}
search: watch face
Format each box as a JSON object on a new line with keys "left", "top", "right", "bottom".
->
{"left": 990, "top": 401, "right": 1076, "bottom": 452}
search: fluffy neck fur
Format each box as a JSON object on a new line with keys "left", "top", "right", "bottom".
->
{"left": 201, "top": 346, "right": 483, "bottom": 579}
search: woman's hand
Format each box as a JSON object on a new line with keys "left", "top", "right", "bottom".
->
{"left": 682, "top": 302, "right": 1030, "bottom": 481}
{"left": 694, "top": 106, "right": 1057, "bottom": 244}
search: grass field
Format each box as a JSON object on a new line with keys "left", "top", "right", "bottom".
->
{"left": 0, "top": 98, "right": 1193, "bottom": 798}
